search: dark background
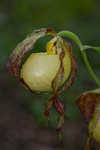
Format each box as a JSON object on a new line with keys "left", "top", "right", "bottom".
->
{"left": 0, "top": 0, "right": 100, "bottom": 149}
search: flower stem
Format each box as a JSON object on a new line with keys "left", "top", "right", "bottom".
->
{"left": 57, "top": 31, "right": 100, "bottom": 87}
{"left": 58, "top": 31, "right": 83, "bottom": 51}
{"left": 81, "top": 50, "right": 100, "bottom": 86}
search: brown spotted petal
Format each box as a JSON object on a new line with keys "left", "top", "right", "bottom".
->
{"left": 51, "top": 38, "right": 66, "bottom": 92}
{"left": 76, "top": 89, "right": 100, "bottom": 123}
{"left": 7, "top": 28, "right": 56, "bottom": 78}
{"left": 49, "top": 39, "right": 73, "bottom": 93}
{"left": 57, "top": 42, "right": 77, "bottom": 95}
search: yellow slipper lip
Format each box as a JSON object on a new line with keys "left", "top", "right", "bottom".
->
{"left": 20, "top": 52, "right": 71, "bottom": 92}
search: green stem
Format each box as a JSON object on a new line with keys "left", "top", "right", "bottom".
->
{"left": 58, "top": 31, "right": 83, "bottom": 51}
{"left": 57, "top": 31, "right": 100, "bottom": 87}
{"left": 81, "top": 50, "right": 100, "bottom": 86}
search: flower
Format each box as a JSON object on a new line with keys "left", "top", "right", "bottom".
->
{"left": 7, "top": 28, "right": 76, "bottom": 139}
{"left": 7, "top": 28, "right": 75, "bottom": 93}
{"left": 76, "top": 88, "right": 100, "bottom": 149}
{"left": 20, "top": 36, "right": 71, "bottom": 92}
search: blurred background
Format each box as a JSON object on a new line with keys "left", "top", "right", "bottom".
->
{"left": 0, "top": 0, "right": 100, "bottom": 149}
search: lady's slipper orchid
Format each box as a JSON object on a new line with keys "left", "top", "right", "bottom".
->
{"left": 20, "top": 36, "right": 71, "bottom": 92}
{"left": 77, "top": 88, "right": 100, "bottom": 150}
{"left": 7, "top": 28, "right": 76, "bottom": 139}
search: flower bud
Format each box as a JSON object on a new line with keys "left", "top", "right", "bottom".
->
{"left": 76, "top": 89, "right": 100, "bottom": 144}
